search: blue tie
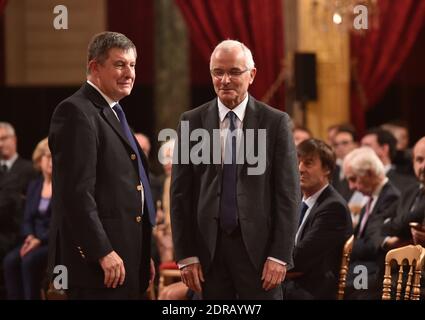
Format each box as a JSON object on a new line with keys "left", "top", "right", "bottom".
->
{"left": 113, "top": 103, "right": 156, "bottom": 225}
{"left": 220, "top": 111, "right": 238, "bottom": 234}
{"left": 298, "top": 202, "right": 309, "bottom": 227}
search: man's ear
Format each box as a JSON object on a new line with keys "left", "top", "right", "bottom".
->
{"left": 87, "top": 59, "right": 98, "bottom": 75}
{"left": 249, "top": 68, "right": 257, "bottom": 84}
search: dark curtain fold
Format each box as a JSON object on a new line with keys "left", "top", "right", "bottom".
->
{"left": 0, "top": 0, "right": 7, "bottom": 84}
{"left": 0, "top": 0, "right": 6, "bottom": 14}
{"left": 107, "top": 0, "right": 154, "bottom": 86}
{"left": 351, "top": 0, "right": 425, "bottom": 133}
{"left": 175, "top": 0, "right": 285, "bottom": 110}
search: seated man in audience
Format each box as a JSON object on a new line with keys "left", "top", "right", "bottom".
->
{"left": 343, "top": 147, "right": 400, "bottom": 299}
{"left": 381, "top": 123, "right": 413, "bottom": 176}
{"left": 292, "top": 125, "right": 312, "bottom": 146}
{"left": 331, "top": 126, "right": 359, "bottom": 201}
{"left": 284, "top": 139, "right": 352, "bottom": 300}
{"left": 361, "top": 128, "right": 416, "bottom": 190}
{"left": 381, "top": 137, "right": 425, "bottom": 249}
{"left": 0, "top": 122, "right": 35, "bottom": 265}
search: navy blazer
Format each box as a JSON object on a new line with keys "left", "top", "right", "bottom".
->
{"left": 21, "top": 176, "right": 51, "bottom": 244}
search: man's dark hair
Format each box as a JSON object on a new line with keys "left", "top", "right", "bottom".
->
{"left": 87, "top": 31, "right": 136, "bottom": 73}
{"left": 365, "top": 127, "right": 397, "bottom": 162}
{"left": 336, "top": 124, "right": 358, "bottom": 142}
{"left": 297, "top": 138, "right": 336, "bottom": 178}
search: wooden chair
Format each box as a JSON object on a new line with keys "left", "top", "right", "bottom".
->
{"left": 337, "top": 235, "right": 354, "bottom": 300}
{"left": 158, "top": 261, "right": 181, "bottom": 298}
{"left": 382, "top": 245, "right": 424, "bottom": 300}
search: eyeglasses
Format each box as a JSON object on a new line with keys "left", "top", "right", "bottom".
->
{"left": 210, "top": 68, "right": 250, "bottom": 80}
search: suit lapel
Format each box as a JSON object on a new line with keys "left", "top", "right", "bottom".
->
{"left": 298, "top": 185, "right": 331, "bottom": 241}
{"left": 202, "top": 99, "right": 221, "bottom": 176}
{"left": 239, "top": 96, "right": 260, "bottom": 177}
{"left": 81, "top": 83, "right": 134, "bottom": 151}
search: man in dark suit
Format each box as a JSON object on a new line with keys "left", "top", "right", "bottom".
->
{"left": 331, "top": 126, "right": 358, "bottom": 201}
{"left": 284, "top": 139, "right": 353, "bottom": 300}
{"left": 171, "top": 40, "right": 299, "bottom": 300}
{"left": 361, "top": 128, "right": 416, "bottom": 191}
{"left": 48, "top": 32, "right": 155, "bottom": 299}
{"left": 0, "top": 122, "right": 35, "bottom": 261}
{"left": 343, "top": 147, "right": 400, "bottom": 299}
{"left": 381, "top": 136, "right": 425, "bottom": 249}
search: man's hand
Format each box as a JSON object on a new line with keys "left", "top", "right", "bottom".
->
{"left": 411, "top": 226, "right": 425, "bottom": 246}
{"left": 180, "top": 263, "right": 204, "bottom": 293}
{"left": 99, "top": 251, "right": 125, "bottom": 288}
{"left": 261, "top": 260, "right": 286, "bottom": 291}
{"left": 384, "top": 236, "right": 410, "bottom": 250}
{"left": 149, "top": 258, "right": 155, "bottom": 285}
{"left": 20, "top": 235, "right": 41, "bottom": 257}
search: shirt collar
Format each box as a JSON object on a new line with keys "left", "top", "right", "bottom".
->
{"left": 87, "top": 80, "right": 118, "bottom": 108}
{"left": 372, "top": 177, "right": 389, "bottom": 199}
{"left": 217, "top": 94, "right": 249, "bottom": 123}
{"left": 383, "top": 164, "right": 393, "bottom": 174}
{"left": 0, "top": 153, "right": 18, "bottom": 170}
{"left": 303, "top": 184, "right": 329, "bottom": 209}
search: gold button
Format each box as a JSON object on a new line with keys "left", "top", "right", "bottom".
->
{"left": 137, "top": 185, "right": 142, "bottom": 191}
{"left": 77, "top": 246, "right": 81, "bottom": 250}
{"left": 136, "top": 216, "right": 142, "bottom": 223}
{"left": 131, "top": 154, "right": 136, "bottom": 160}
{"left": 81, "top": 254, "right": 86, "bottom": 259}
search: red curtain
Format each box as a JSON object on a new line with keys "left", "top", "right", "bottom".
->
{"left": 0, "top": 0, "right": 6, "bottom": 85}
{"left": 351, "top": 0, "right": 425, "bottom": 133}
{"left": 175, "top": 0, "right": 285, "bottom": 110}
{"left": 0, "top": 0, "right": 6, "bottom": 14}
{"left": 107, "top": 0, "right": 154, "bottom": 85}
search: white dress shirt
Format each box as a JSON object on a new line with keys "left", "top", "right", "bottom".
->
{"left": 86, "top": 80, "right": 145, "bottom": 211}
{"left": 0, "top": 153, "right": 18, "bottom": 171}
{"left": 178, "top": 95, "right": 286, "bottom": 269}
{"left": 295, "top": 184, "right": 329, "bottom": 244}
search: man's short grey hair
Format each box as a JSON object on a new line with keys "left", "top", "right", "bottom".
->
{"left": 343, "top": 147, "right": 385, "bottom": 178}
{"left": 210, "top": 40, "right": 255, "bottom": 70}
{"left": 0, "top": 122, "right": 15, "bottom": 136}
{"left": 87, "top": 31, "right": 137, "bottom": 74}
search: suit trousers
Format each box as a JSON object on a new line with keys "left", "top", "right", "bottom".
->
{"left": 3, "top": 245, "right": 48, "bottom": 300}
{"left": 202, "top": 226, "right": 282, "bottom": 300}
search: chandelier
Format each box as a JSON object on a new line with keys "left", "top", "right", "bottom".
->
{"left": 311, "top": 0, "right": 379, "bottom": 33}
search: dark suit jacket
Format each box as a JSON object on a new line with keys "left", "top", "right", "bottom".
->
{"left": 386, "top": 167, "right": 416, "bottom": 192}
{"left": 21, "top": 176, "right": 51, "bottom": 244}
{"left": 171, "top": 95, "right": 300, "bottom": 273}
{"left": 382, "top": 182, "right": 425, "bottom": 240}
{"left": 48, "top": 83, "right": 152, "bottom": 294}
{"left": 351, "top": 181, "right": 400, "bottom": 268}
{"left": 331, "top": 165, "right": 353, "bottom": 201}
{"left": 286, "top": 185, "right": 353, "bottom": 299}
{"left": 0, "top": 156, "right": 35, "bottom": 257}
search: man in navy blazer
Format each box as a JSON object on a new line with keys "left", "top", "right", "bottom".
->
{"left": 48, "top": 32, "right": 155, "bottom": 299}
{"left": 284, "top": 139, "right": 353, "bottom": 299}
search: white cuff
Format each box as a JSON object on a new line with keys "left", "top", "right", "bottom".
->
{"left": 177, "top": 256, "right": 200, "bottom": 269}
{"left": 267, "top": 257, "right": 287, "bottom": 266}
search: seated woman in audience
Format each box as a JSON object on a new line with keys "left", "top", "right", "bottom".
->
{"left": 3, "top": 138, "right": 52, "bottom": 299}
